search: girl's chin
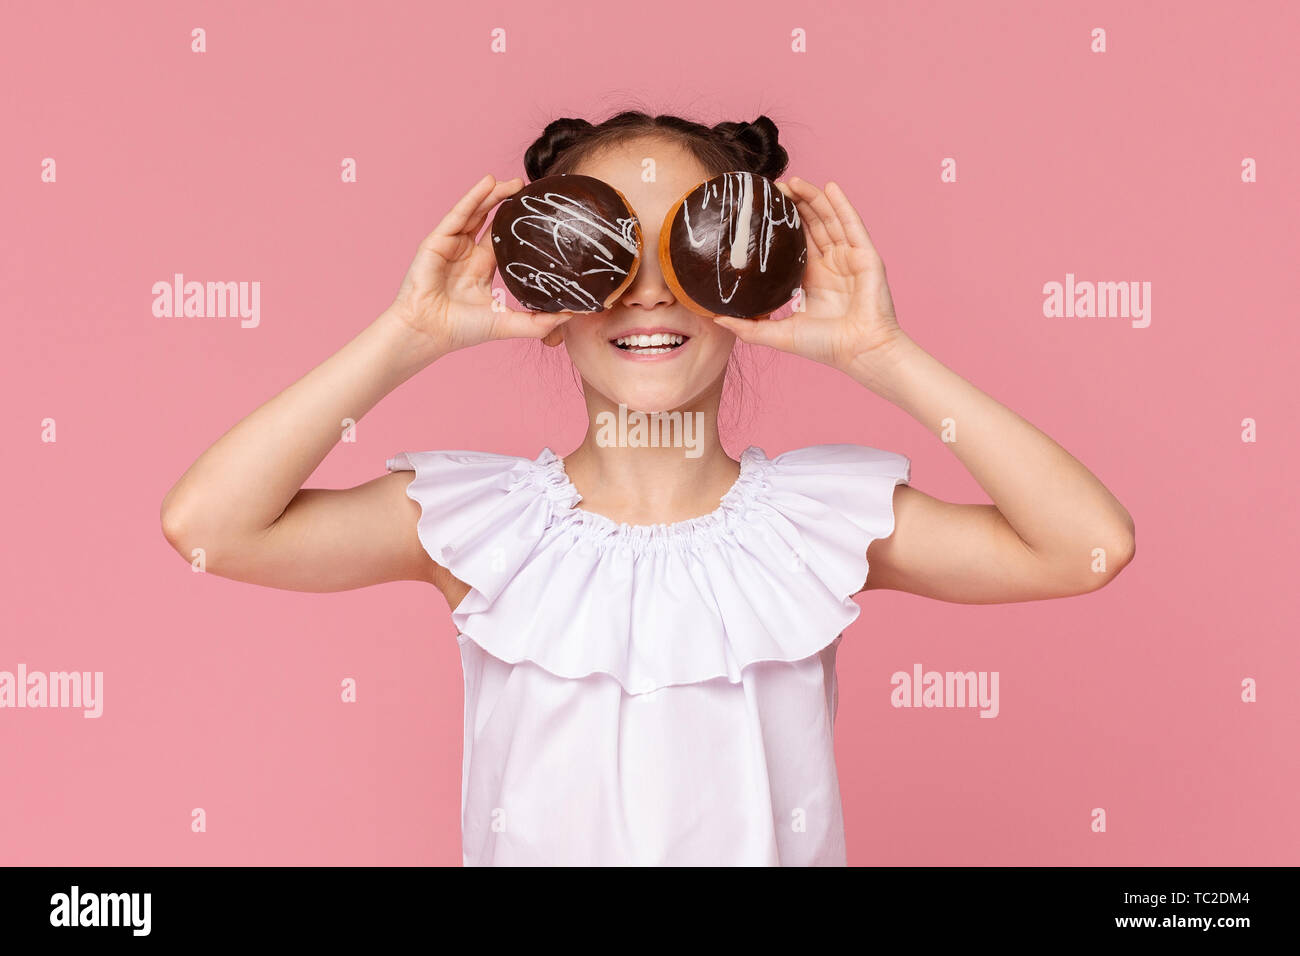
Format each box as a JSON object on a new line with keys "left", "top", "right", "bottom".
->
{"left": 578, "top": 377, "right": 697, "bottom": 413}
{"left": 574, "top": 364, "right": 727, "bottom": 416}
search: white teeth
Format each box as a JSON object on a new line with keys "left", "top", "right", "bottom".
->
{"left": 614, "top": 333, "right": 686, "bottom": 349}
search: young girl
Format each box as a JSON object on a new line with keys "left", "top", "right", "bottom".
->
{"left": 160, "top": 111, "right": 1135, "bottom": 866}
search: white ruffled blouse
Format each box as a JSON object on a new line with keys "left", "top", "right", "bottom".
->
{"left": 385, "top": 443, "right": 911, "bottom": 866}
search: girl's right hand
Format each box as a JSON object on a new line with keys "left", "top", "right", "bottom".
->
{"left": 388, "top": 174, "right": 575, "bottom": 354}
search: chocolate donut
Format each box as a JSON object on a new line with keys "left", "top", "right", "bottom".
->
{"left": 659, "top": 171, "right": 806, "bottom": 319}
{"left": 491, "top": 173, "right": 643, "bottom": 313}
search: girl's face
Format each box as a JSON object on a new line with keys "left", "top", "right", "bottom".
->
{"left": 544, "top": 136, "right": 737, "bottom": 414}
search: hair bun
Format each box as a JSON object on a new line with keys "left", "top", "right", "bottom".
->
{"left": 524, "top": 118, "right": 595, "bottom": 181}
{"left": 711, "top": 116, "right": 788, "bottom": 179}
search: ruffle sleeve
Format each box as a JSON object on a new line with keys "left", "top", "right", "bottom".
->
{"left": 386, "top": 443, "right": 910, "bottom": 696}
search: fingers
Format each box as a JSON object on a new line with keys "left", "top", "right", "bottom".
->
{"left": 490, "top": 308, "right": 577, "bottom": 341}
{"left": 711, "top": 314, "right": 796, "bottom": 354}
{"left": 775, "top": 180, "right": 822, "bottom": 261}
{"left": 475, "top": 223, "right": 497, "bottom": 258}
{"left": 783, "top": 178, "right": 835, "bottom": 255}
{"left": 782, "top": 177, "right": 880, "bottom": 260}
{"left": 780, "top": 175, "right": 842, "bottom": 244}
{"left": 823, "top": 181, "right": 879, "bottom": 256}
{"left": 799, "top": 217, "right": 822, "bottom": 261}
{"left": 422, "top": 175, "right": 522, "bottom": 250}
{"left": 423, "top": 174, "right": 495, "bottom": 247}
{"left": 465, "top": 177, "right": 524, "bottom": 243}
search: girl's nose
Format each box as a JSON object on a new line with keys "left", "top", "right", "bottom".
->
{"left": 620, "top": 224, "right": 675, "bottom": 310}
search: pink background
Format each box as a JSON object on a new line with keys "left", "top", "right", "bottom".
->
{"left": 3, "top": 0, "right": 1297, "bottom": 865}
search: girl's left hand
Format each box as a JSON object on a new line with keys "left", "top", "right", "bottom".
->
{"left": 712, "top": 177, "right": 907, "bottom": 375}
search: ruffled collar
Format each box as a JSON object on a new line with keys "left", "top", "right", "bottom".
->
{"left": 525, "top": 446, "right": 773, "bottom": 551}
{"left": 387, "top": 441, "right": 911, "bottom": 692}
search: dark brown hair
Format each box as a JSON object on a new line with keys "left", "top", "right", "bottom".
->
{"left": 523, "top": 111, "right": 789, "bottom": 183}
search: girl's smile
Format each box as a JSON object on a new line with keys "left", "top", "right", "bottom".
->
{"left": 609, "top": 326, "right": 691, "bottom": 361}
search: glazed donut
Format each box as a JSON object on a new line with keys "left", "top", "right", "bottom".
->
{"left": 659, "top": 170, "right": 806, "bottom": 319}
{"left": 490, "top": 173, "right": 643, "bottom": 312}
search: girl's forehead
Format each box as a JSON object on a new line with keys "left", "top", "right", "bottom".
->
{"left": 572, "top": 138, "right": 708, "bottom": 183}
{"left": 570, "top": 140, "right": 711, "bottom": 218}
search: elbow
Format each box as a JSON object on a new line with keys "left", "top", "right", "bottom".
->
{"left": 1079, "top": 522, "right": 1136, "bottom": 593}
{"left": 160, "top": 495, "right": 195, "bottom": 558}
{"left": 160, "top": 492, "right": 263, "bottom": 576}
{"left": 1109, "top": 511, "right": 1137, "bottom": 574}
{"left": 160, "top": 493, "right": 217, "bottom": 568}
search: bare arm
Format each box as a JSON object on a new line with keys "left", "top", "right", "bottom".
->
{"left": 716, "top": 176, "right": 1135, "bottom": 604}
{"left": 857, "top": 334, "right": 1135, "bottom": 602}
{"left": 160, "top": 310, "right": 445, "bottom": 590}
{"left": 160, "top": 174, "right": 573, "bottom": 593}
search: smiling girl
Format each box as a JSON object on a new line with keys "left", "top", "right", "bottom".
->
{"left": 160, "top": 111, "right": 1135, "bottom": 866}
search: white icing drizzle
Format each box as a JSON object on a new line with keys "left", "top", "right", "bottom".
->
{"left": 729, "top": 173, "right": 754, "bottom": 269}
{"left": 502, "top": 191, "right": 641, "bottom": 309}
{"left": 680, "top": 172, "right": 801, "bottom": 305}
